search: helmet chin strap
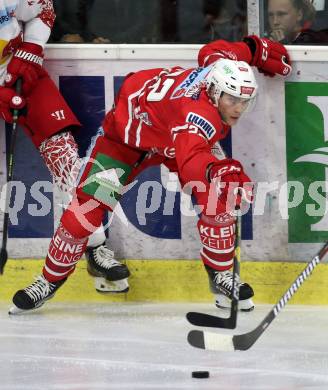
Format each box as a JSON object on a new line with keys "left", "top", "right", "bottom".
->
{"left": 209, "top": 90, "right": 219, "bottom": 108}
{"left": 216, "top": 93, "right": 227, "bottom": 123}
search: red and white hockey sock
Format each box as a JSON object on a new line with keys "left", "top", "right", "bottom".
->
{"left": 43, "top": 222, "right": 88, "bottom": 282}
{"left": 197, "top": 213, "right": 236, "bottom": 271}
{"left": 43, "top": 197, "right": 105, "bottom": 282}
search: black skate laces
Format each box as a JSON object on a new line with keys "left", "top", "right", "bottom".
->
{"left": 24, "top": 276, "right": 55, "bottom": 302}
{"left": 93, "top": 246, "right": 122, "bottom": 269}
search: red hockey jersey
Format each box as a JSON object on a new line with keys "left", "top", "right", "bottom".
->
{"left": 103, "top": 39, "right": 253, "bottom": 187}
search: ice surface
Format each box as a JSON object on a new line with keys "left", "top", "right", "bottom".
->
{"left": 0, "top": 303, "right": 328, "bottom": 389}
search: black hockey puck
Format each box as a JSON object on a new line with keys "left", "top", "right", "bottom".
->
{"left": 192, "top": 370, "right": 210, "bottom": 378}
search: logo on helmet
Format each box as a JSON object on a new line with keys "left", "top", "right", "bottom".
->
{"left": 241, "top": 86, "right": 255, "bottom": 96}
{"left": 223, "top": 65, "right": 233, "bottom": 74}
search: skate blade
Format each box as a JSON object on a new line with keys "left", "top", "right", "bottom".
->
{"left": 8, "top": 305, "right": 23, "bottom": 315}
{"left": 8, "top": 301, "right": 46, "bottom": 315}
{"left": 215, "top": 296, "right": 255, "bottom": 312}
{"left": 8, "top": 305, "right": 37, "bottom": 315}
{"left": 94, "top": 277, "right": 129, "bottom": 293}
{"left": 96, "top": 287, "right": 129, "bottom": 294}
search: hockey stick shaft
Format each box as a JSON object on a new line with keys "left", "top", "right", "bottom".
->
{"left": 0, "top": 79, "right": 22, "bottom": 274}
{"left": 232, "top": 243, "right": 328, "bottom": 350}
{"left": 188, "top": 241, "right": 328, "bottom": 351}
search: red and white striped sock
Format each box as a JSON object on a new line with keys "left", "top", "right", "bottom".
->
{"left": 43, "top": 223, "right": 88, "bottom": 282}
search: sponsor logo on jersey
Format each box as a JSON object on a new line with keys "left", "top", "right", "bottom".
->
{"left": 186, "top": 112, "right": 216, "bottom": 140}
{"left": 186, "top": 83, "right": 203, "bottom": 100}
{"left": 179, "top": 67, "right": 203, "bottom": 89}
{"left": 238, "top": 67, "right": 249, "bottom": 72}
{"left": 241, "top": 86, "right": 255, "bottom": 96}
{"left": 170, "top": 66, "right": 211, "bottom": 100}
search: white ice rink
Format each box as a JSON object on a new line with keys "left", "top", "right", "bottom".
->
{"left": 1, "top": 303, "right": 328, "bottom": 390}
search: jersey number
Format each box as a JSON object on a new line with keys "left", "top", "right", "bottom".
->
{"left": 147, "top": 78, "right": 175, "bottom": 102}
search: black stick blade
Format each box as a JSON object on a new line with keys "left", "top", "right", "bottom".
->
{"left": 0, "top": 247, "right": 8, "bottom": 274}
{"left": 186, "top": 311, "right": 237, "bottom": 329}
{"left": 187, "top": 330, "right": 205, "bottom": 349}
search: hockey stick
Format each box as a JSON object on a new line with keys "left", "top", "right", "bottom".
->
{"left": 186, "top": 214, "right": 241, "bottom": 329}
{"left": 188, "top": 241, "right": 328, "bottom": 351}
{"left": 0, "top": 79, "right": 22, "bottom": 274}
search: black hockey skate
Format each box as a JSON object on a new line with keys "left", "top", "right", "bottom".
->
{"left": 205, "top": 264, "right": 254, "bottom": 311}
{"left": 86, "top": 243, "right": 130, "bottom": 293}
{"left": 9, "top": 275, "right": 67, "bottom": 314}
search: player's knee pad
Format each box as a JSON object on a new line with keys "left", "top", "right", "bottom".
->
{"left": 197, "top": 213, "right": 236, "bottom": 271}
{"left": 39, "top": 131, "right": 81, "bottom": 195}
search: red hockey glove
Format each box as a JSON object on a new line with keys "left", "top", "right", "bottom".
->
{"left": 5, "top": 42, "right": 46, "bottom": 94}
{"left": 244, "top": 35, "right": 292, "bottom": 77}
{"left": 208, "top": 158, "right": 253, "bottom": 208}
{"left": 0, "top": 86, "right": 25, "bottom": 123}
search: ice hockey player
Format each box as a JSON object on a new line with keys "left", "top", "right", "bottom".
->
{"left": 9, "top": 34, "right": 292, "bottom": 313}
{"left": 0, "top": 0, "right": 129, "bottom": 293}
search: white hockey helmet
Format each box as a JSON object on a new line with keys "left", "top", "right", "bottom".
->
{"left": 205, "top": 59, "right": 258, "bottom": 110}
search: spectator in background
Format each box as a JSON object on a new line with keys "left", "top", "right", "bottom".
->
{"left": 202, "top": 0, "right": 247, "bottom": 42}
{"left": 267, "top": 0, "right": 316, "bottom": 43}
{"left": 51, "top": 0, "right": 110, "bottom": 43}
{"left": 293, "top": 27, "right": 328, "bottom": 43}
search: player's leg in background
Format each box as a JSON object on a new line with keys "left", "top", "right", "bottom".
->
{"left": 23, "top": 76, "right": 130, "bottom": 293}
{"left": 39, "top": 131, "right": 130, "bottom": 293}
{"left": 9, "top": 135, "right": 144, "bottom": 313}
{"left": 9, "top": 195, "right": 105, "bottom": 314}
